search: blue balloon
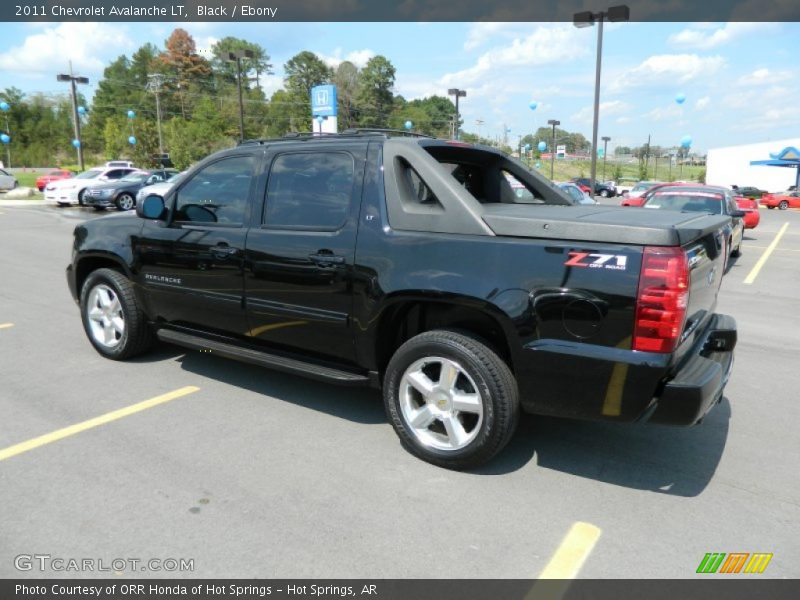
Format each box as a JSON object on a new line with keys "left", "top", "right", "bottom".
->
{"left": 675, "top": 93, "right": 686, "bottom": 105}
{"left": 404, "top": 120, "right": 413, "bottom": 130}
{"left": 72, "top": 139, "right": 81, "bottom": 148}
{"left": 529, "top": 101, "right": 538, "bottom": 111}
{"left": 0, "top": 102, "right": 9, "bottom": 112}
{"left": 537, "top": 141, "right": 547, "bottom": 152}
{"left": 316, "top": 115, "right": 324, "bottom": 124}
{"left": 535, "top": 162, "right": 541, "bottom": 168}
{"left": 128, "top": 136, "right": 137, "bottom": 145}
{"left": 524, "top": 143, "right": 531, "bottom": 151}
{"left": 0, "top": 133, "right": 10, "bottom": 144}
{"left": 127, "top": 110, "right": 135, "bottom": 119}
{"left": 680, "top": 134, "right": 692, "bottom": 148}
{"left": 78, "top": 106, "right": 87, "bottom": 116}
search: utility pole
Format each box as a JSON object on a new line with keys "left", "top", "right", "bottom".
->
{"left": 147, "top": 73, "right": 165, "bottom": 156}
{"left": 228, "top": 49, "right": 254, "bottom": 143}
{"left": 57, "top": 62, "right": 89, "bottom": 171}
{"left": 447, "top": 88, "right": 466, "bottom": 140}
{"left": 548, "top": 119, "right": 560, "bottom": 180}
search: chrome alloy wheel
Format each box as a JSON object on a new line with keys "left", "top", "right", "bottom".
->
{"left": 399, "top": 356, "right": 484, "bottom": 451}
{"left": 117, "top": 193, "right": 135, "bottom": 211}
{"left": 86, "top": 284, "right": 125, "bottom": 348}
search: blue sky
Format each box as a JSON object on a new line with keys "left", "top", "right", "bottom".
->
{"left": 1, "top": 21, "right": 798, "bottom": 153}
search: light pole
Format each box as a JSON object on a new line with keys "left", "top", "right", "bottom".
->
{"left": 57, "top": 63, "right": 89, "bottom": 171}
{"left": 147, "top": 73, "right": 165, "bottom": 156}
{"left": 573, "top": 5, "right": 629, "bottom": 197}
{"left": 547, "top": 119, "right": 560, "bottom": 180}
{"left": 448, "top": 88, "right": 466, "bottom": 140}
{"left": 601, "top": 135, "right": 611, "bottom": 181}
{"left": 227, "top": 49, "right": 254, "bottom": 143}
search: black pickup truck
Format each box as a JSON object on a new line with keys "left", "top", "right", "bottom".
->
{"left": 67, "top": 131, "right": 737, "bottom": 469}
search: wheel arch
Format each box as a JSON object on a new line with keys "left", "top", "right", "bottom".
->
{"left": 372, "top": 294, "right": 519, "bottom": 380}
{"left": 75, "top": 253, "right": 133, "bottom": 297}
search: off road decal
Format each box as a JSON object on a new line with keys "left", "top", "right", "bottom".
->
{"left": 565, "top": 252, "right": 628, "bottom": 271}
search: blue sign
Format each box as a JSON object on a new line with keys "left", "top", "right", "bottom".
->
{"left": 311, "top": 85, "right": 337, "bottom": 118}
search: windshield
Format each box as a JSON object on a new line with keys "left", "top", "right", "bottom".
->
{"left": 120, "top": 173, "right": 150, "bottom": 183}
{"left": 75, "top": 169, "right": 103, "bottom": 180}
{"left": 632, "top": 182, "right": 655, "bottom": 192}
{"left": 644, "top": 191, "right": 724, "bottom": 214}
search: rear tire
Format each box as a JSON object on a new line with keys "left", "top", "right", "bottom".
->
{"left": 730, "top": 237, "right": 742, "bottom": 258}
{"left": 600, "top": 189, "right": 610, "bottom": 198}
{"left": 80, "top": 268, "right": 155, "bottom": 360}
{"left": 779, "top": 200, "right": 789, "bottom": 210}
{"left": 78, "top": 189, "right": 86, "bottom": 206}
{"left": 383, "top": 330, "right": 519, "bottom": 470}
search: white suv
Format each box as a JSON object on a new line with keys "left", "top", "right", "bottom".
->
{"left": 45, "top": 166, "right": 137, "bottom": 206}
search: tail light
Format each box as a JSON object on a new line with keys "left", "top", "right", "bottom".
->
{"left": 633, "top": 246, "right": 690, "bottom": 353}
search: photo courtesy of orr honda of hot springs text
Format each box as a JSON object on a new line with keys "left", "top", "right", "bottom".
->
{"left": 67, "top": 131, "right": 737, "bottom": 470}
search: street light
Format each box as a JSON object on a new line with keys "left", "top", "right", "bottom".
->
{"left": 447, "top": 88, "right": 466, "bottom": 140}
{"left": 547, "top": 119, "right": 560, "bottom": 180}
{"left": 57, "top": 64, "right": 90, "bottom": 171}
{"left": 573, "top": 4, "right": 629, "bottom": 197}
{"left": 227, "top": 49, "right": 255, "bottom": 142}
{"left": 601, "top": 135, "right": 611, "bottom": 181}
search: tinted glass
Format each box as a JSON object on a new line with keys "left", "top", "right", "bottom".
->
{"left": 265, "top": 152, "right": 354, "bottom": 230}
{"left": 76, "top": 170, "right": 103, "bottom": 180}
{"left": 174, "top": 155, "right": 255, "bottom": 225}
{"left": 644, "top": 191, "right": 723, "bottom": 214}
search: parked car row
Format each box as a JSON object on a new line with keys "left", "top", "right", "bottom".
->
{"left": 0, "top": 168, "right": 18, "bottom": 191}
{"left": 44, "top": 162, "right": 180, "bottom": 210}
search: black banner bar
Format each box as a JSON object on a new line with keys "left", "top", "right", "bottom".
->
{"left": 3, "top": 580, "right": 800, "bottom": 600}
{"left": 2, "top": 0, "right": 800, "bottom": 23}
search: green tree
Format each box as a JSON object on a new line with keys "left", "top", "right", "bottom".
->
{"left": 356, "top": 55, "right": 396, "bottom": 127}
{"left": 333, "top": 61, "right": 360, "bottom": 130}
{"left": 211, "top": 37, "right": 273, "bottom": 89}
{"left": 283, "top": 51, "right": 332, "bottom": 131}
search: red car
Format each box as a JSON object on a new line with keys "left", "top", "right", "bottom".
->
{"left": 621, "top": 182, "right": 681, "bottom": 206}
{"left": 36, "top": 169, "right": 74, "bottom": 191}
{"left": 734, "top": 196, "right": 760, "bottom": 228}
{"left": 761, "top": 191, "right": 800, "bottom": 210}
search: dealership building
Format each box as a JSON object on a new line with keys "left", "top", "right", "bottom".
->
{"left": 706, "top": 138, "right": 800, "bottom": 192}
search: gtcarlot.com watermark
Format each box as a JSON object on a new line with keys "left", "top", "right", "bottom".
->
{"left": 14, "top": 554, "right": 194, "bottom": 573}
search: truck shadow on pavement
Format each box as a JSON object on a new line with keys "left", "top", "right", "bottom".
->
{"left": 170, "top": 347, "right": 386, "bottom": 425}
{"left": 156, "top": 344, "right": 730, "bottom": 494}
{"left": 477, "top": 399, "right": 731, "bottom": 496}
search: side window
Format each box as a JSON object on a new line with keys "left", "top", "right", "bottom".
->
{"left": 502, "top": 171, "right": 543, "bottom": 204}
{"left": 105, "top": 169, "right": 127, "bottom": 180}
{"left": 174, "top": 155, "right": 255, "bottom": 226}
{"left": 264, "top": 152, "right": 354, "bottom": 230}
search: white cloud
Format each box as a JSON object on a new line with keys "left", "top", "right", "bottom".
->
{"left": 0, "top": 23, "right": 135, "bottom": 78}
{"left": 463, "top": 22, "right": 534, "bottom": 51}
{"left": 317, "top": 48, "right": 376, "bottom": 69}
{"left": 695, "top": 96, "right": 711, "bottom": 111}
{"left": 667, "top": 23, "right": 777, "bottom": 49}
{"left": 571, "top": 100, "right": 632, "bottom": 125}
{"left": 611, "top": 54, "right": 725, "bottom": 92}
{"left": 642, "top": 104, "right": 684, "bottom": 122}
{"left": 736, "top": 68, "right": 792, "bottom": 86}
{"left": 440, "top": 25, "right": 588, "bottom": 91}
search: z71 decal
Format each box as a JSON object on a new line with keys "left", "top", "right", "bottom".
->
{"left": 565, "top": 252, "right": 628, "bottom": 271}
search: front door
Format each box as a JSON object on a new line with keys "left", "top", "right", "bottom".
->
{"left": 243, "top": 144, "right": 366, "bottom": 365}
{"left": 135, "top": 152, "right": 260, "bottom": 336}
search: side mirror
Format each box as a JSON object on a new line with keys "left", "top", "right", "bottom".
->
{"left": 137, "top": 194, "right": 166, "bottom": 220}
{"left": 731, "top": 210, "right": 746, "bottom": 218}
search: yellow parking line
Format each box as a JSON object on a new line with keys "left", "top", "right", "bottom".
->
{"left": 538, "top": 521, "right": 602, "bottom": 579}
{"left": 744, "top": 222, "right": 790, "bottom": 285}
{"left": 0, "top": 386, "right": 200, "bottom": 462}
{"left": 0, "top": 323, "right": 14, "bottom": 330}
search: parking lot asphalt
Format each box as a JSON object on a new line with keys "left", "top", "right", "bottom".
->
{"left": 0, "top": 201, "right": 798, "bottom": 579}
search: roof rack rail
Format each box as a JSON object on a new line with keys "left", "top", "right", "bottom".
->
{"left": 341, "top": 128, "right": 435, "bottom": 139}
{"left": 238, "top": 129, "right": 436, "bottom": 146}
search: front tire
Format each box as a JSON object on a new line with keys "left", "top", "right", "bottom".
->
{"left": 383, "top": 330, "right": 519, "bottom": 470}
{"left": 600, "top": 189, "right": 610, "bottom": 198}
{"left": 77, "top": 189, "right": 86, "bottom": 206}
{"left": 80, "top": 268, "right": 154, "bottom": 360}
{"left": 116, "top": 192, "right": 135, "bottom": 211}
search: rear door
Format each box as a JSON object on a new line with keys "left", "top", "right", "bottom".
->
{"left": 243, "top": 142, "right": 366, "bottom": 365}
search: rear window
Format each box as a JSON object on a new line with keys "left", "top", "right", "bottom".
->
{"left": 644, "top": 191, "right": 723, "bottom": 214}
